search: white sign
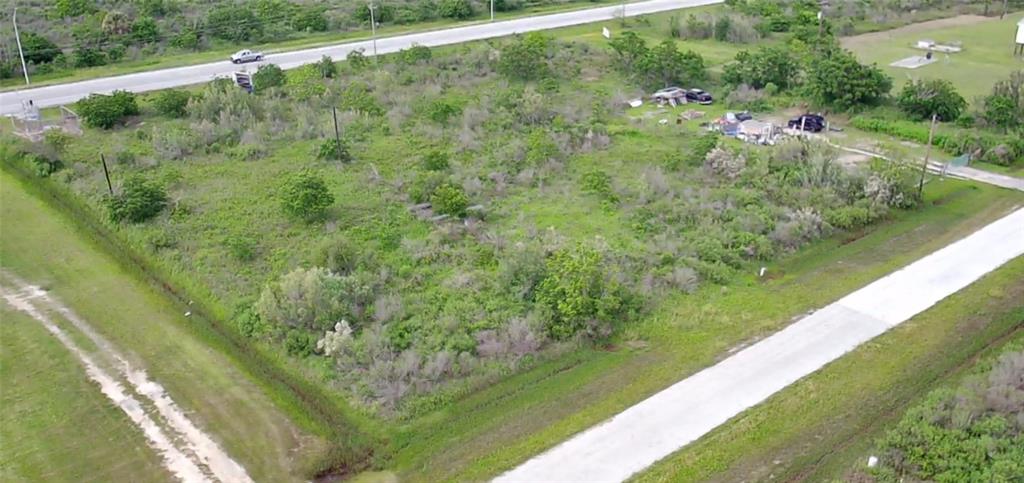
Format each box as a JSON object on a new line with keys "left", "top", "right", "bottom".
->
{"left": 1016, "top": 19, "right": 1024, "bottom": 44}
{"left": 602, "top": 27, "right": 611, "bottom": 39}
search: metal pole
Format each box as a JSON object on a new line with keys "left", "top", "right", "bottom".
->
{"left": 369, "top": 3, "right": 378, "bottom": 63}
{"left": 100, "top": 154, "right": 114, "bottom": 196}
{"left": 918, "top": 113, "right": 937, "bottom": 198}
{"left": 332, "top": 107, "right": 340, "bottom": 152}
{"left": 491, "top": 0, "right": 495, "bottom": 21}
{"left": 13, "top": 7, "right": 30, "bottom": 86}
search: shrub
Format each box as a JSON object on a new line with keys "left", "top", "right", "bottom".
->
{"left": 317, "top": 138, "right": 351, "bottom": 162}
{"left": 824, "top": 205, "right": 874, "bottom": 230}
{"left": 722, "top": 46, "right": 801, "bottom": 91}
{"left": 498, "top": 33, "right": 551, "bottom": 81}
{"left": 347, "top": 49, "right": 371, "bottom": 70}
{"left": 316, "top": 55, "right": 337, "bottom": 78}
{"left": 207, "top": 5, "right": 262, "bottom": 42}
{"left": 431, "top": 183, "right": 469, "bottom": 217}
{"left": 171, "top": 28, "right": 200, "bottom": 50}
{"left": 131, "top": 17, "right": 160, "bottom": 44}
{"left": 284, "top": 330, "right": 317, "bottom": 357}
{"left": 686, "top": 132, "right": 719, "bottom": 166}
{"left": 422, "top": 150, "right": 449, "bottom": 171}
{"left": 73, "top": 47, "right": 107, "bottom": 68}
{"left": 77, "top": 90, "right": 139, "bottom": 129}
{"left": 22, "top": 33, "right": 60, "bottom": 65}
{"left": 253, "top": 64, "right": 285, "bottom": 92}
{"left": 105, "top": 175, "right": 167, "bottom": 223}
{"left": 535, "top": 243, "right": 623, "bottom": 340}
{"left": 152, "top": 89, "right": 191, "bottom": 117}
{"left": 636, "top": 40, "right": 705, "bottom": 89}
{"left": 897, "top": 79, "right": 966, "bottom": 122}
{"left": 256, "top": 266, "right": 373, "bottom": 332}
{"left": 293, "top": 7, "right": 328, "bottom": 32}
{"left": 438, "top": 0, "right": 474, "bottom": 19}
{"left": 51, "top": 0, "right": 93, "bottom": 18}
{"left": 280, "top": 169, "right": 334, "bottom": 221}
{"left": 224, "top": 234, "right": 257, "bottom": 261}
{"left": 399, "top": 44, "right": 432, "bottom": 64}
{"left": 806, "top": 48, "right": 891, "bottom": 110}
{"left": 581, "top": 170, "right": 618, "bottom": 203}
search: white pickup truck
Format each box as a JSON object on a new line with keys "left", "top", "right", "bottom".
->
{"left": 230, "top": 49, "right": 264, "bottom": 64}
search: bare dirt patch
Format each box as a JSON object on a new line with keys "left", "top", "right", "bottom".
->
{"left": 840, "top": 15, "right": 994, "bottom": 49}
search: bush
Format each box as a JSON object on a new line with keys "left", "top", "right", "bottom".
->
{"left": 207, "top": 5, "right": 263, "bottom": 42}
{"left": 131, "top": 17, "right": 160, "bottom": 44}
{"left": 105, "top": 175, "right": 167, "bottom": 223}
{"left": 73, "top": 47, "right": 107, "bottom": 68}
{"left": 317, "top": 138, "right": 351, "bottom": 162}
{"left": 77, "top": 90, "right": 139, "bottom": 129}
{"left": 280, "top": 169, "right": 334, "bottom": 221}
{"left": 438, "top": 0, "right": 474, "bottom": 19}
{"left": 256, "top": 266, "right": 373, "bottom": 332}
{"left": 152, "top": 89, "right": 191, "bottom": 117}
{"left": 422, "top": 150, "right": 449, "bottom": 171}
{"left": 581, "top": 170, "right": 618, "bottom": 203}
{"left": 224, "top": 234, "right": 257, "bottom": 261}
{"left": 535, "top": 243, "right": 623, "bottom": 340}
{"left": 22, "top": 32, "right": 60, "bottom": 65}
{"left": 806, "top": 48, "right": 891, "bottom": 110}
{"left": 850, "top": 117, "right": 1024, "bottom": 166}
{"left": 430, "top": 183, "right": 469, "bottom": 217}
{"left": 897, "top": 79, "right": 966, "bottom": 122}
{"left": 316, "top": 55, "right": 336, "bottom": 78}
{"left": 253, "top": 64, "right": 286, "bottom": 92}
{"left": 824, "top": 205, "right": 874, "bottom": 230}
{"left": 293, "top": 7, "right": 328, "bottom": 32}
{"left": 686, "top": 132, "right": 719, "bottom": 166}
{"left": 498, "top": 33, "right": 551, "bottom": 81}
{"left": 347, "top": 49, "right": 371, "bottom": 70}
{"left": 636, "top": 40, "right": 705, "bottom": 89}
{"left": 722, "top": 46, "right": 801, "bottom": 91}
{"left": 399, "top": 45, "right": 432, "bottom": 64}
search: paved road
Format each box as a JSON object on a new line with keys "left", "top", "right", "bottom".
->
{"left": 496, "top": 207, "right": 1024, "bottom": 482}
{"left": 0, "top": 0, "right": 721, "bottom": 115}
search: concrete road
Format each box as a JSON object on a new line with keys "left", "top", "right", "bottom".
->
{"left": 0, "top": 0, "right": 721, "bottom": 115}
{"left": 496, "top": 207, "right": 1024, "bottom": 482}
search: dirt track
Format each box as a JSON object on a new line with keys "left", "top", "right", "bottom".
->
{"left": 1, "top": 273, "right": 253, "bottom": 483}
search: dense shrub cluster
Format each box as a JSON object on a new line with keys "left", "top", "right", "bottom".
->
{"left": 607, "top": 32, "right": 706, "bottom": 89}
{"left": 77, "top": 90, "right": 139, "bottom": 129}
{"left": 851, "top": 117, "right": 1024, "bottom": 166}
{"left": 104, "top": 175, "right": 168, "bottom": 223}
{"left": 896, "top": 79, "right": 966, "bottom": 122}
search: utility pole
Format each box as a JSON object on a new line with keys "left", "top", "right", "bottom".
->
{"left": 332, "top": 107, "right": 341, "bottom": 151}
{"left": 918, "top": 113, "right": 938, "bottom": 198}
{"left": 491, "top": 0, "right": 495, "bottom": 21}
{"left": 368, "top": 3, "right": 378, "bottom": 64}
{"left": 100, "top": 154, "right": 114, "bottom": 196}
{"left": 13, "top": 7, "right": 29, "bottom": 86}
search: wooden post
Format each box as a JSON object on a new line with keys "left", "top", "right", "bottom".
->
{"left": 918, "top": 113, "right": 937, "bottom": 198}
{"left": 332, "top": 106, "right": 341, "bottom": 159}
{"left": 100, "top": 153, "right": 113, "bottom": 195}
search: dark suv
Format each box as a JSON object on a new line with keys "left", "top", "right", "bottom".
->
{"left": 788, "top": 114, "right": 826, "bottom": 132}
{"left": 685, "top": 89, "right": 713, "bottom": 105}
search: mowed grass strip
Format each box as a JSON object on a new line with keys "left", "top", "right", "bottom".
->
{"left": 843, "top": 13, "right": 1024, "bottom": 99}
{"left": 386, "top": 180, "right": 1024, "bottom": 480}
{"left": 632, "top": 256, "right": 1024, "bottom": 482}
{"left": 0, "top": 307, "right": 172, "bottom": 483}
{"left": 0, "top": 171, "right": 321, "bottom": 482}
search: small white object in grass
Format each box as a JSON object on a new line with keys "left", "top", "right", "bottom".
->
{"left": 628, "top": 99, "right": 643, "bottom": 108}
{"left": 184, "top": 311, "right": 192, "bottom": 317}
{"left": 867, "top": 456, "right": 878, "bottom": 468}
{"left": 659, "top": 119, "right": 668, "bottom": 125}
{"left": 602, "top": 27, "right": 611, "bottom": 39}
{"left": 759, "top": 267, "right": 766, "bottom": 277}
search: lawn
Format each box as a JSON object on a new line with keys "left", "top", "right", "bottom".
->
{"left": 0, "top": 306, "right": 172, "bottom": 483}
{"left": 632, "top": 256, "right": 1024, "bottom": 482}
{"left": 0, "top": 171, "right": 332, "bottom": 482}
{"left": 843, "top": 13, "right": 1024, "bottom": 99}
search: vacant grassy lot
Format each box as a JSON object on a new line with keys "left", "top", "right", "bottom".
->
{"left": 0, "top": 171, "right": 327, "bottom": 482}
{"left": 0, "top": 306, "right": 172, "bottom": 483}
{"left": 633, "top": 255, "right": 1024, "bottom": 482}
{"left": 843, "top": 14, "right": 1024, "bottom": 99}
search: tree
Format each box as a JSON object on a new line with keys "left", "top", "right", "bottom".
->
{"left": 131, "top": 17, "right": 160, "bottom": 44}
{"left": 636, "top": 40, "right": 706, "bottom": 89}
{"left": 316, "top": 55, "right": 337, "bottom": 78}
{"left": 207, "top": 5, "right": 262, "bottom": 42}
{"left": 607, "top": 31, "right": 648, "bottom": 73}
{"left": 980, "top": 71, "right": 1023, "bottom": 132}
{"left": 317, "top": 138, "right": 351, "bottom": 162}
{"left": 152, "top": 89, "right": 191, "bottom": 118}
{"left": 73, "top": 47, "right": 107, "bottom": 68}
{"left": 22, "top": 33, "right": 60, "bottom": 65}
{"left": 722, "top": 46, "right": 802, "bottom": 90}
{"left": 171, "top": 27, "right": 200, "bottom": 50}
{"left": 293, "top": 7, "right": 328, "bottom": 32}
{"left": 253, "top": 63, "right": 285, "bottom": 92}
{"left": 896, "top": 79, "right": 966, "bottom": 122}
{"left": 806, "top": 48, "right": 891, "bottom": 110}
{"left": 105, "top": 175, "right": 167, "bottom": 223}
{"left": 347, "top": 49, "right": 370, "bottom": 70}
{"left": 101, "top": 11, "right": 132, "bottom": 36}
{"left": 438, "top": 0, "right": 474, "bottom": 19}
{"left": 535, "top": 244, "right": 623, "bottom": 340}
{"left": 498, "top": 33, "right": 551, "bottom": 81}
{"left": 77, "top": 90, "right": 138, "bottom": 129}
{"left": 51, "top": 0, "right": 93, "bottom": 18}
{"left": 280, "top": 169, "right": 334, "bottom": 221}
{"left": 431, "top": 184, "right": 469, "bottom": 217}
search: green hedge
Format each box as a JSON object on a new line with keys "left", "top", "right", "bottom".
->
{"left": 0, "top": 147, "right": 379, "bottom": 478}
{"left": 850, "top": 117, "right": 1024, "bottom": 166}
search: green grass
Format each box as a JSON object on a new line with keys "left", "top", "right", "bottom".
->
{"left": 0, "top": 306, "right": 172, "bottom": 483}
{"left": 843, "top": 13, "right": 1024, "bottom": 99}
{"left": 0, "top": 0, "right": 663, "bottom": 91}
{"left": 381, "top": 179, "right": 1024, "bottom": 480}
{"left": 0, "top": 171, "right": 327, "bottom": 482}
{"left": 632, "top": 256, "right": 1024, "bottom": 482}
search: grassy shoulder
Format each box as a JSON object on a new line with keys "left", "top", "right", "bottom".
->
{"left": 381, "top": 180, "right": 1024, "bottom": 480}
{"left": 0, "top": 0, "right": 631, "bottom": 91}
{"left": 632, "top": 255, "right": 1024, "bottom": 482}
{"left": 0, "top": 170, "right": 335, "bottom": 481}
{"left": 0, "top": 306, "right": 172, "bottom": 483}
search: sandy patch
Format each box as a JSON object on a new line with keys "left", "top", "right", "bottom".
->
{"left": 1, "top": 273, "right": 253, "bottom": 483}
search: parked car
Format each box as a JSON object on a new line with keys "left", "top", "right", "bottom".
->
{"left": 788, "top": 114, "right": 826, "bottom": 132}
{"left": 230, "top": 49, "right": 264, "bottom": 64}
{"left": 684, "top": 88, "right": 713, "bottom": 105}
{"left": 651, "top": 86, "right": 687, "bottom": 104}
{"left": 735, "top": 111, "right": 753, "bottom": 122}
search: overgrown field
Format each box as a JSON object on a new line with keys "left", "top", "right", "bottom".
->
{"left": 3, "top": 3, "right": 1024, "bottom": 479}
